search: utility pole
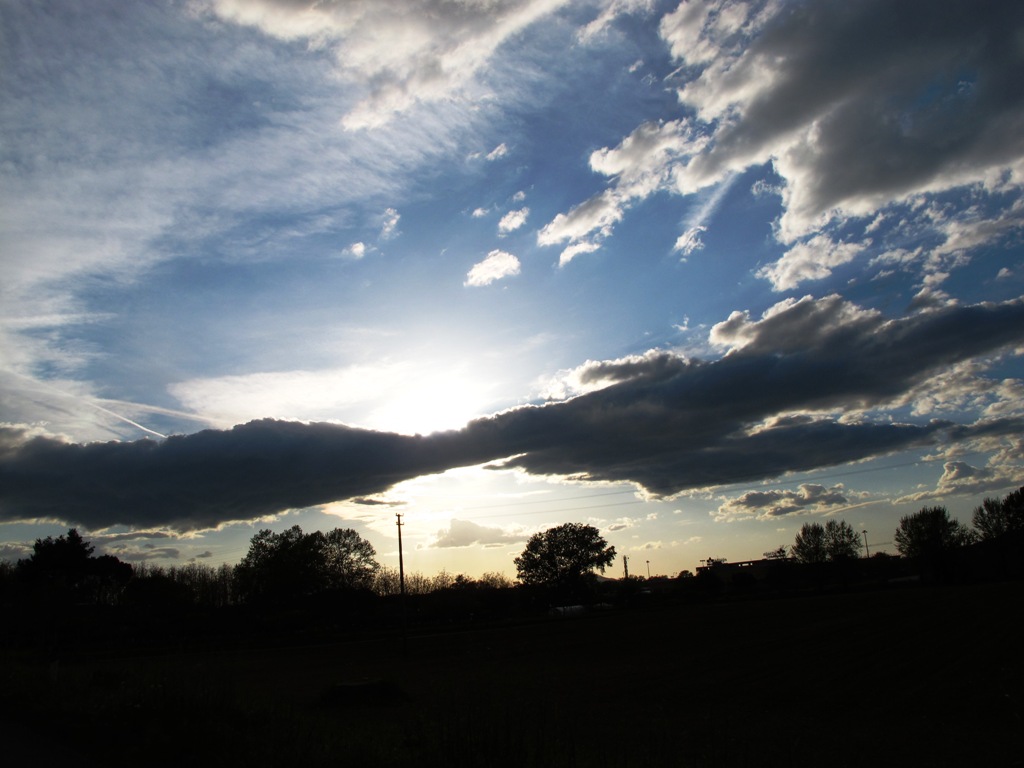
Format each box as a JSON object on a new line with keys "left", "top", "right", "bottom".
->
{"left": 396, "top": 513, "right": 408, "bottom": 654}
{"left": 623, "top": 555, "right": 629, "bottom": 579}
{"left": 396, "top": 512, "right": 407, "bottom": 597}
{"left": 862, "top": 530, "right": 870, "bottom": 558}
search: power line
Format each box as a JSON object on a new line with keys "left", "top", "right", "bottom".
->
{"left": 417, "top": 486, "right": 641, "bottom": 512}
{"left": 465, "top": 498, "right": 648, "bottom": 520}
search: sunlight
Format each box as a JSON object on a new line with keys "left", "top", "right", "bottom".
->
{"left": 169, "top": 359, "right": 502, "bottom": 436}
{"left": 366, "top": 368, "right": 497, "bottom": 435}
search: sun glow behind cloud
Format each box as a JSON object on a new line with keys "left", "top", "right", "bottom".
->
{"left": 169, "top": 359, "right": 502, "bottom": 436}
{"left": 364, "top": 370, "right": 501, "bottom": 436}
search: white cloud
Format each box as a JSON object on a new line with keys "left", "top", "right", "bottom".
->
{"left": 557, "top": 240, "right": 602, "bottom": 267}
{"left": 536, "top": 348, "right": 681, "bottom": 400}
{"left": 932, "top": 199, "right": 1024, "bottom": 260}
{"left": 671, "top": 171, "right": 741, "bottom": 261}
{"left": 537, "top": 120, "right": 697, "bottom": 252}
{"left": 498, "top": 207, "right": 530, "bottom": 234}
{"left": 708, "top": 294, "right": 881, "bottom": 355}
{"left": 577, "top": 0, "right": 656, "bottom": 43}
{"left": 341, "top": 241, "right": 367, "bottom": 259}
{"left": 673, "top": 226, "right": 705, "bottom": 257}
{"left": 756, "top": 235, "right": 864, "bottom": 291}
{"left": 465, "top": 249, "right": 521, "bottom": 287}
{"left": 486, "top": 142, "right": 510, "bottom": 161}
{"left": 210, "top": 0, "right": 573, "bottom": 130}
{"left": 896, "top": 460, "right": 1018, "bottom": 504}
{"left": 750, "top": 178, "right": 780, "bottom": 198}
{"left": 590, "top": 119, "right": 694, "bottom": 198}
{"left": 659, "top": 0, "right": 760, "bottom": 68}
{"left": 538, "top": 189, "right": 625, "bottom": 247}
{"left": 536, "top": 118, "right": 705, "bottom": 258}
{"left": 471, "top": 207, "right": 490, "bottom": 218}
{"left": 714, "top": 483, "right": 851, "bottom": 523}
{"left": 379, "top": 208, "right": 401, "bottom": 240}
{"left": 431, "top": 518, "right": 526, "bottom": 548}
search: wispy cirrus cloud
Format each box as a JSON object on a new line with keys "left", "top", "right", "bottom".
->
{"left": 208, "top": 0, "right": 574, "bottom": 130}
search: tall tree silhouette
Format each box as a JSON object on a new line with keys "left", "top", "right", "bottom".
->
{"left": 17, "top": 528, "right": 130, "bottom": 604}
{"left": 791, "top": 523, "right": 828, "bottom": 564}
{"left": 514, "top": 523, "right": 615, "bottom": 601}
{"left": 318, "top": 527, "right": 380, "bottom": 590}
{"left": 824, "top": 520, "right": 861, "bottom": 560}
{"left": 894, "top": 507, "right": 974, "bottom": 559}
{"left": 234, "top": 525, "right": 379, "bottom": 603}
{"left": 972, "top": 487, "right": 1024, "bottom": 541}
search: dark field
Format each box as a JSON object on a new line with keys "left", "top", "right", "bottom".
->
{"left": 4, "top": 581, "right": 1021, "bottom": 767}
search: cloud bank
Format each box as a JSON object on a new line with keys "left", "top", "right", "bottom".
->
{"left": 3, "top": 296, "right": 1022, "bottom": 532}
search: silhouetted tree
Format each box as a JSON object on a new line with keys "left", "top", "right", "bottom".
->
{"left": 318, "top": 527, "right": 380, "bottom": 590}
{"left": 21, "top": 528, "right": 93, "bottom": 569}
{"left": 791, "top": 523, "right": 828, "bottom": 564}
{"left": 894, "top": 506, "right": 974, "bottom": 559}
{"left": 17, "top": 528, "right": 131, "bottom": 604}
{"left": 763, "top": 546, "right": 788, "bottom": 560}
{"left": 514, "top": 523, "right": 615, "bottom": 599}
{"left": 234, "top": 525, "right": 379, "bottom": 603}
{"left": 824, "top": 520, "right": 862, "bottom": 560}
{"left": 430, "top": 569, "right": 456, "bottom": 591}
{"left": 792, "top": 520, "right": 861, "bottom": 564}
{"left": 122, "top": 570, "right": 196, "bottom": 608}
{"left": 0, "top": 559, "right": 16, "bottom": 603}
{"left": 133, "top": 561, "right": 236, "bottom": 607}
{"left": 371, "top": 566, "right": 402, "bottom": 596}
{"left": 477, "top": 571, "right": 513, "bottom": 589}
{"left": 972, "top": 487, "right": 1024, "bottom": 541}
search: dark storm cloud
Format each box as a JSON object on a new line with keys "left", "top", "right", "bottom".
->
{"left": 0, "top": 420, "right": 478, "bottom": 532}
{"left": 2, "top": 297, "right": 1022, "bottom": 532}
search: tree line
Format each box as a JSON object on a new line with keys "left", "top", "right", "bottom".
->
{"left": 0, "top": 523, "right": 516, "bottom": 610}
{"left": 1, "top": 487, "right": 1020, "bottom": 616}
{"left": 774, "top": 486, "right": 1024, "bottom": 564}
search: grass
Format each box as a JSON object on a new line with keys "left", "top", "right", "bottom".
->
{"left": 3, "top": 581, "right": 1021, "bottom": 766}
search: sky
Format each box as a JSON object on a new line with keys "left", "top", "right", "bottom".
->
{"left": 2, "top": 0, "right": 1023, "bottom": 578}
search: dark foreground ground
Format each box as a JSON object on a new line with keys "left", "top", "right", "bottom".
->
{"left": 3, "top": 581, "right": 1022, "bottom": 767}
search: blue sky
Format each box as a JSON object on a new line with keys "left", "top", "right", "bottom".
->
{"left": 2, "top": 0, "right": 1023, "bottom": 577}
